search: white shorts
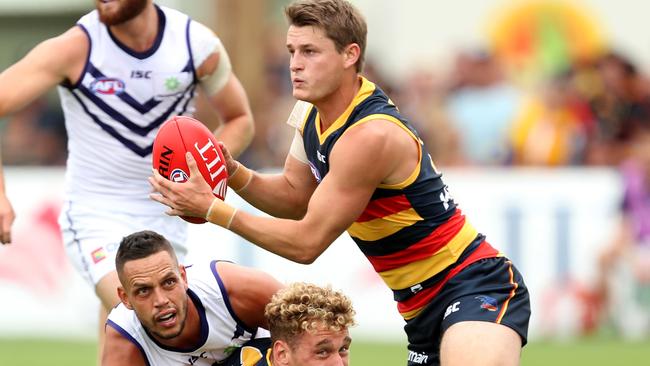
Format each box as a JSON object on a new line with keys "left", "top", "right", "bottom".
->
{"left": 59, "top": 200, "right": 188, "bottom": 287}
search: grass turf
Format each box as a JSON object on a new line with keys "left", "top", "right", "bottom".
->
{"left": 0, "top": 337, "right": 648, "bottom": 365}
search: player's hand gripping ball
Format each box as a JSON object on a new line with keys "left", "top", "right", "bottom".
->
{"left": 152, "top": 116, "right": 228, "bottom": 224}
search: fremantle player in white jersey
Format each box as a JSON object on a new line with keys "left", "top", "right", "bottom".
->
{"left": 0, "top": 0, "right": 254, "bottom": 360}
{"left": 103, "top": 230, "right": 282, "bottom": 366}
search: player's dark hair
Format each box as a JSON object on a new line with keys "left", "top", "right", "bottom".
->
{"left": 115, "top": 230, "right": 177, "bottom": 275}
{"left": 285, "top": 0, "right": 367, "bottom": 72}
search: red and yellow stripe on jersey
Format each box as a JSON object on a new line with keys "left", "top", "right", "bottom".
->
{"left": 301, "top": 77, "right": 501, "bottom": 320}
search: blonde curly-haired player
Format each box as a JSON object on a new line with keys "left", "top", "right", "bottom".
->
{"left": 222, "top": 282, "right": 356, "bottom": 366}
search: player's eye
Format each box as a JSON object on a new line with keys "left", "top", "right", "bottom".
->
{"left": 316, "top": 349, "right": 330, "bottom": 358}
{"left": 163, "top": 278, "right": 176, "bottom": 287}
{"left": 136, "top": 287, "right": 149, "bottom": 296}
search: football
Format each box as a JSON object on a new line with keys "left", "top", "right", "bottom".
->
{"left": 152, "top": 116, "right": 228, "bottom": 224}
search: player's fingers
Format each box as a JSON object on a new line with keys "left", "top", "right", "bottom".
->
{"left": 185, "top": 152, "right": 202, "bottom": 178}
{"left": 1, "top": 216, "right": 12, "bottom": 244}
{"left": 165, "top": 208, "right": 180, "bottom": 217}
{"left": 218, "top": 141, "right": 237, "bottom": 174}
{"left": 149, "top": 170, "right": 170, "bottom": 193}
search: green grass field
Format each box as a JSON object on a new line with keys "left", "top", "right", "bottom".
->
{"left": 0, "top": 337, "right": 648, "bottom": 365}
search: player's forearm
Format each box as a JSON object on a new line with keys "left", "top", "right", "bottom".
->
{"left": 235, "top": 172, "right": 309, "bottom": 219}
{"left": 213, "top": 113, "right": 253, "bottom": 159}
{"left": 228, "top": 210, "right": 330, "bottom": 264}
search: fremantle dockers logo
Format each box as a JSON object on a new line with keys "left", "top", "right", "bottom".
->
{"left": 170, "top": 169, "right": 189, "bottom": 183}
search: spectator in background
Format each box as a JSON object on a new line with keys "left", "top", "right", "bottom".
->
{"left": 392, "top": 67, "right": 461, "bottom": 167}
{"left": 446, "top": 49, "right": 523, "bottom": 165}
{"left": 1, "top": 96, "right": 67, "bottom": 166}
{"left": 596, "top": 119, "right": 650, "bottom": 338}
{"left": 586, "top": 52, "right": 650, "bottom": 165}
{"left": 509, "top": 70, "right": 593, "bottom": 166}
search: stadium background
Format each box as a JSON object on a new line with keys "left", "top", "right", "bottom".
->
{"left": 1, "top": 0, "right": 650, "bottom": 365}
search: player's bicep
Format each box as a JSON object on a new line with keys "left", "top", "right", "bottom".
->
{"left": 300, "top": 133, "right": 390, "bottom": 243}
{"left": 205, "top": 73, "right": 251, "bottom": 123}
{"left": 0, "top": 27, "right": 85, "bottom": 116}
{"left": 102, "top": 325, "right": 146, "bottom": 366}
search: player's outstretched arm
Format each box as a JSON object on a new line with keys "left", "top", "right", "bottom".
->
{"left": 102, "top": 325, "right": 146, "bottom": 366}
{"left": 216, "top": 261, "right": 284, "bottom": 329}
{"left": 0, "top": 26, "right": 87, "bottom": 117}
{"left": 0, "top": 26, "right": 87, "bottom": 245}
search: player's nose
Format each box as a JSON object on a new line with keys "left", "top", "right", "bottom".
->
{"left": 152, "top": 288, "right": 170, "bottom": 306}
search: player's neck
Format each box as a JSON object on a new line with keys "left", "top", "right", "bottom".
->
{"left": 316, "top": 74, "right": 362, "bottom": 130}
{"left": 109, "top": 4, "right": 159, "bottom": 53}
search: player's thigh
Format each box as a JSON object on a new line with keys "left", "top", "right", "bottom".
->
{"left": 59, "top": 201, "right": 188, "bottom": 288}
{"left": 440, "top": 321, "right": 521, "bottom": 366}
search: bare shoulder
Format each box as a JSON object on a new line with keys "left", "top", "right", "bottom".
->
{"left": 332, "top": 118, "right": 417, "bottom": 184}
{"left": 216, "top": 261, "right": 280, "bottom": 293}
{"left": 215, "top": 261, "right": 283, "bottom": 329}
{"left": 336, "top": 118, "right": 409, "bottom": 157}
{"left": 32, "top": 26, "right": 89, "bottom": 81}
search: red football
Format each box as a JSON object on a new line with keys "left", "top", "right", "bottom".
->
{"left": 152, "top": 116, "right": 228, "bottom": 224}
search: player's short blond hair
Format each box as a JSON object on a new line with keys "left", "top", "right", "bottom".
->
{"left": 265, "top": 282, "right": 356, "bottom": 348}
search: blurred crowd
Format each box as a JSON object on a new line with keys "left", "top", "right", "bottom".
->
{"left": 5, "top": 47, "right": 650, "bottom": 172}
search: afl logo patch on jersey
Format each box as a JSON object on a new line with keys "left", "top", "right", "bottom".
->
{"left": 90, "top": 77, "right": 126, "bottom": 95}
{"left": 170, "top": 168, "right": 189, "bottom": 183}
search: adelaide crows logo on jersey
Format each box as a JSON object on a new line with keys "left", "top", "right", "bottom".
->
{"left": 90, "top": 77, "right": 125, "bottom": 95}
{"left": 475, "top": 295, "right": 498, "bottom": 311}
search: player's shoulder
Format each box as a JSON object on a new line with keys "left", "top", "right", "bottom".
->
{"left": 33, "top": 26, "right": 89, "bottom": 71}
{"left": 106, "top": 302, "right": 141, "bottom": 335}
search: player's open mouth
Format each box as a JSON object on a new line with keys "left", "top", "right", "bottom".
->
{"left": 156, "top": 311, "right": 177, "bottom": 327}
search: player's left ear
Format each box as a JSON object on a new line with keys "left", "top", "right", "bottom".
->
{"left": 342, "top": 43, "right": 360, "bottom": 69}
{"left": 272, "top": 340, "right": 291, "bottom": 366}
{"left": 117, "top": 286, "right": 133, "bottom": 310}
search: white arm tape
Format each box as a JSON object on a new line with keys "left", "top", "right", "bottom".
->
{"left": 285, "top": 100, "right": 312, "bottom": 130}
{"left": 199, "top": 39, "right": 232, "bottom": 96}
{"left": 289, "top": 129, "right": 309, "bottom": 164}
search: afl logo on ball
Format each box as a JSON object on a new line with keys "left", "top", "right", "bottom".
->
{"left": 170, "top": 168, "right": 189, "bottom": 183}
{"left": 90, "top": 77, "right": 125, "bottom": 95}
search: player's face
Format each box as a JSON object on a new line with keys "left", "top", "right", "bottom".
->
{"left": 286, "top": 25, "right": 347, "bottom": 104}
{"left": 96, "top": 0, "right": 149, "bottom": 26}
{"left": 120, "top": 251, "right": 190, "bottom": 341}
{"left": 285, "top": 327, "right": 351, "bottom": 366}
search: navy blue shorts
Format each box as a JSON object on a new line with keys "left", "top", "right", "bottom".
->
{"left": 404, "top": 256, "right": 530, "bottom": 366}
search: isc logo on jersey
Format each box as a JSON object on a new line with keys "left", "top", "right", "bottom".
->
{"left": 90, "top": 77, "right": 125, "bottom": 95}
